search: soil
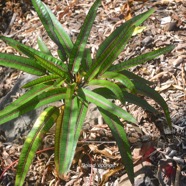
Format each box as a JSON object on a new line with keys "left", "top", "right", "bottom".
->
{"left": 0, "top": 0, "right": 186, "bottom": 185}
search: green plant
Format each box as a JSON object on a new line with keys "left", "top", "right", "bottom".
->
{"left": 0, "top": 0, "right": 174, "bottom": 185}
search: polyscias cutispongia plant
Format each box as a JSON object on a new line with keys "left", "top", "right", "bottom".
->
{"left": 0, "top": 0, "right": 174, "bottom": 185}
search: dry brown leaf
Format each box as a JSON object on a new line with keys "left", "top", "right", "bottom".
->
{"left": 121, "top": 3, "right": 132, "bottom": 21}
{"left": 89, "top": 144, "right": 120, "bottom": 160}
{"left": 98, "top": 165, "right": 123, "bottom": 186}
{"left": 120, "top": 0, "right": 149, "bottom": 20}
{"left": 132, "top": 148, "right": 142, "bottom": 163}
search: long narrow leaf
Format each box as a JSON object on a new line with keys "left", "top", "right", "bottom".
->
{"left": 37, "top": 36, "right": 52, "bottom": 55}
{"left": 100, "top": 71, "right": 136, "bottom": 93}
{"left": 122, "top": 91, "right": 158, "bottom": 113}
{"left": 109, "top": 45, "right": 174, "bottom": 71}
{"left": 0, "top": 87, "right": 66, "bottom": 125}
{"left": 96, "top": 8, "right": 155, "bottom": 59}
{"left": 33, "top": 54, "right": 67, "bottom": 78}
{"left": 16, "top": 44, "right": 68, "bottom": 78}
{"left": 33, "top": 87, "right": 66, "bottom": 108}
{"left": 134, "top": 82, "right": 171, "bottom": 127}
{"left": 93, "top": 87, "right": 157, "bottom": 113}
{"left": 81, "top": 48, "right": 93, "bottom": 72}
{"left": 0, "top": 84, "right": 51, "bottom": 118}
{"left": 120, "top": 70, "right": 153, "bottom": 85}
{"left": 69, "top": 0, "right": 100, "bottom": 73}
{"left": 0, "top": 53, "right": 46, "bottom": 76}
{"left": 93, "top": 87, "right": 118, "bottom": 99}
{"left": 88, "top": 79, "right": 125, "bottom": 103}
{"left": 15, "top": 106, "right": 59, "bottom": 186}
{"left": 44, "top": 3, "right": 73, "bottom": 56}
{"left": 98, "top": 107, "right": 134, "bottom": 184}
{"left": 85, "top": 8, "right": 155, "bottom": 81}
{"left": 78, "top": 88, "right": 136, "bottom": 124}
{"left": 98, "top": 25, "right": 135, "bottom": 75}
{"left": 22, "top": 74, "right": 60, "bottom": 88}
{"left": 54, "top": 105, "right": 64, "bottom": 174}
{"left": 31, "top": 0, "right": 73, "bottom": 60}
{"left": 86, "top": 25, "right": 135, "bottom": 81}
{"left": 0, "top": 36, "right": 67, "bottom": 70}
{"left": 55, "top": 84, "right": 79, "bottom": 175}
{"left": 31, "top": 0, "right": 58, "bottom": 43}
{"left": 74, "top": 101, "right": 88, "bottom": 142}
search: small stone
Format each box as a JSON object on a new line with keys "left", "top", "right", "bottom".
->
{"left": 142, "top": 36, "right": 153, "bottom": 46}
{"left": 164, "top": 22, "right": 178, "bottom": 31}
{"left": 161, "top": 16, "right": 171, "bottom": 25}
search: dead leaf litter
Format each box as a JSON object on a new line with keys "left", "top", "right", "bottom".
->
{"left": 0, "top": 0, "right": 186, "bottom": 185}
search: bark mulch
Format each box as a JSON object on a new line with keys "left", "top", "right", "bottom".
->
{"left": 0, "top": 0, "right": 186, "bottom": 185}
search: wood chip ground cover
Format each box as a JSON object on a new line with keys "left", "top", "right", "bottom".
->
{"left": 0, "top": 0, "right": 186, "bottom": 185}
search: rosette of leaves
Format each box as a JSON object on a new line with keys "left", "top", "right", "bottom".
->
{"left": 0, "top": 0, "right": 174, "bottom": 185}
